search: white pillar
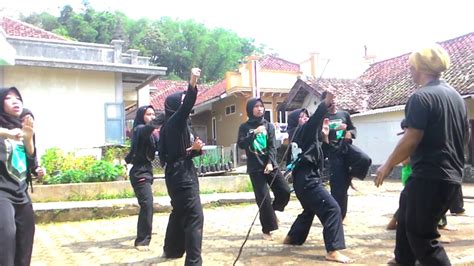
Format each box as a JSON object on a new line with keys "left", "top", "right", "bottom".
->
{"left": 137, "top": 85, "right": 150, "bottom": 107}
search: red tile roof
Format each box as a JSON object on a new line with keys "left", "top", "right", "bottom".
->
{"left": 284, "top": 32, "right": 473, "bottom": 114}
{"left": 149, "top": 79, "right": 226, "bottom": 112}
{"left": 305, "top": 78, "right": 368, "bottom": 113}
{"left": 259, "top": 55, "right": 300, "bottom": 72}
{"left": 360, "top": 32, "right": 473, "bottom": 109}
{"left": 0, "top": 17, "right": 68, "bottom": 41}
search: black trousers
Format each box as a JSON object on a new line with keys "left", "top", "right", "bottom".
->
{"left": 449, "top": 185, "right": 464, "bottom": 214}
{"left": 249, "top": 170, "right": 291, "bottom": 234}
{"left": 131, "top": 178, "right": 154, "bottom": 247}
{"left": 395, "top": 178, "right": 459, "bottom": 265}
{"left": 328, "top": 152, "right": 350, "bottom": 219}
{"left": 164, "top": 159, "right": 204, "bottom": 266}
{"left": 287, "top": 166, "right": 345, "bottom": 252}
{"left": 0, "top": 200, "right": 35, "bottom": 266}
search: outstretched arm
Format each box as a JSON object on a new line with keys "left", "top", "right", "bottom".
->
{"left": 169, "top": 68, "right": 201, "bottom": 128}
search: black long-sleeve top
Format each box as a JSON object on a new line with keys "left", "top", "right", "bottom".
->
{"left": 237, "top": 120, "right": 278, "bottom": 173}
{"left": 324, "top": 110, "right": 357, "bottom": 147}
{"left": 129, "top": 124, "right": 159, "bottom": 182}
{"left": 159, "top": 84, "right": 200, "bottom": 165}
{"left": 295, "top": 101, "right": 331, "bottom": 170}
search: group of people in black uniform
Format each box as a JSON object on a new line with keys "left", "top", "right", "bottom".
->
{"left": 125, "top": 43, "right": 468, "bottom": 266}
{"left": 0, "top": 42, "right": 467, "bottom": 265}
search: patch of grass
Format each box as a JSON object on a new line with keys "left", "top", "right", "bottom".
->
{"left": 66, "top": 190, "right": 136, "bottom": 201}
{"left": 244, "top": 179, "right": 254, "bottom": 192}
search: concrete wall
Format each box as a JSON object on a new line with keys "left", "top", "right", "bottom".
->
{"left": 30, "top": 175, "right": 250, "bottom": 202}
{"left": 4, "top": 66, "right": 116, "bottom": 155}
{"left": 191, "top": 110, "right": 213, "bottom": 143}
{"left": 212, "top": 95, "right": 248, "bottom": 147}
{"left": 352, "top": 110, "right": 405, "bottom": 165}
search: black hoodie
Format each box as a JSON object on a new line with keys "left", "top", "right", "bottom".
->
{"left": 286, "top": 108, "right": 309, "bottom": 165}
{"left": 158, "top": 84, "right": 199, "bottom": 165}
{"left": 294, "top": 101, "right": 330, "bottom": 172}
{"left": 237, "top": 98, "right": 277, "bottom": 173}
{"left": 0, "top": 87, "right": 30, "bottom": 204}
{"left": 127, "top": 105, "right": 162, "bottom": 183}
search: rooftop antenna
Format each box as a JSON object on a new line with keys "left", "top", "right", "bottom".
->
{"left": 319, "top": 58, "right": 330, "bottom": 79}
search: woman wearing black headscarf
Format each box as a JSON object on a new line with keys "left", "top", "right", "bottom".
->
{"left": 126, "top": 105, "right": 164, "bottom": 250}
{"left": 0, "top": 87, "right": 36, "bottom": 266}
{"left": 159, "top": 68, "right": 205, "bottom": 265}
{"left": 283, "top": 91, "right": 352, "bottom": 263}
{"left": 237, "top": 98, "right": 291, "bottom": 240}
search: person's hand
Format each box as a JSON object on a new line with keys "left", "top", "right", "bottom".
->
{"left": 255, "top": 125, "right": 266, "bottom": 134}
{"left": 5, "top": 128, "right": 24, "bottom": 141}
{"left": 190, "top": 68, "right": 201, "bottom": 88}
{"left": 22, "top": 116, "right": 34, "bottom": 141}
{"left": 336, "top": 123, "right": 347, "bottom": 131}
{"left": 323, "top": 90, "right": 335, "bottom": 107}
{"left": 187, "top": 137, "right": 205, "bottom": 152}
{"left": 35, "top": 166, "right": 46, "bottom": 178}
{"left": 344, "top": 131, "right": 352, "bottom": 140}
{"left": 322, "top": 118, "right": 330, "bottom": 143}
{"left": 374, "top": 163, "right": 393, "bottom": 187}
{"left": 264, "top": 163, "right": 273, "bottom": 174}
{"left": 298, "top": 115, "right": 309, "bottom": 126}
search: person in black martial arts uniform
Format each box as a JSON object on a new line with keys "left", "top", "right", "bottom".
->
{"left": 323, "top": 93, "right": 371, "bottom": 222}
{"left": 159, "top": 68, "right": 205, "bottom": 265}
{"left": 375, "top": 44, "right": 469, "bottom": 266}
{"left": 283, "top": 90, "right": 353, "bottom": 264}
{"left": 126, "top": 105, "right": 164, "bottom": 250}
{"left": 237, "top": 98, "right": 291, "bottom": 240}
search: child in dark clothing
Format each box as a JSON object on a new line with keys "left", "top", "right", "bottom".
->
{"left": 159, "top": 68, "right": 205, "bottom": 265}
{"left": 237, "top": 98, "right": 291, "bottom": 240}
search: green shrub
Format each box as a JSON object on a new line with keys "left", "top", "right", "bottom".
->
{"left": 47, "top": 169, "right": 88, "bottom": 184}
{"left": 41, "top": 147, "right": 65, "bottom": 176}
{"left": 87, "top": 160, "right": 124, "bottom": 182}
{"left": 103, "top": 146, "right": 130, "bottom": 163}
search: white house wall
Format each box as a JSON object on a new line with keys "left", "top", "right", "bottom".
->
{"left": 352, "top": 110, "right": 405, "bottom": 165}
{"left": 4, "top": 66, "right": 116, "bottom": 156}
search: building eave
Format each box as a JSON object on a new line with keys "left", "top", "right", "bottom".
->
{"left": 351, "top": 105, "right": 405, "bottom": 117}
{"left": 14, "top": 56, "right": 167, "bottom": 75}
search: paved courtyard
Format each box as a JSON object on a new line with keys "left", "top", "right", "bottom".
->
{"left": 32, "top": 180, "right": 474, "bottom": 265}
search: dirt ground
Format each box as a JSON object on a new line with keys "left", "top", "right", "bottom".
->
{"left": 32, "top": 180, "right": 474, "bottom": 265}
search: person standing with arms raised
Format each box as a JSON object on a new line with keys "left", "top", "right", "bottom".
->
{"left": 159, "top": 68, "right": 205, "bottom": 265}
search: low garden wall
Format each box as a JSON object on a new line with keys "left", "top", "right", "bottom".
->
{"left": 30, "top": 175, "right": 250, "bottom": 202}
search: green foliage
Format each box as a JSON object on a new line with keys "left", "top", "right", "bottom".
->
{"left": 103, "top": 146, "right": 129, "bottom": 163}
{"left": 19, "top": 4, "right": 262, "bottom": 83}
{"left": 88, "top": 161, "right": 124, "bottom": 182}
{"left": 41, "top": 147, "right": 125, "bottom": 184}
{"left": 41, "top": 147, "right": 65, "bottom": 176}
{"left": 47, "top": 169, "right": 87, "bottom": 184}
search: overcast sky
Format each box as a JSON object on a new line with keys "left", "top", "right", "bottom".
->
{"left": 1, "top": 0, "right": 472, "bottom": 78}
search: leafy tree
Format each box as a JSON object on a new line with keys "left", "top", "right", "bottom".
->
{"left": 19, "top": 5, "right": 262, "bottom": 82}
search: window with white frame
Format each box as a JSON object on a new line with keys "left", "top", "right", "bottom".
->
{"left": 225, "top": 104, "right": 236, "bottom": 115}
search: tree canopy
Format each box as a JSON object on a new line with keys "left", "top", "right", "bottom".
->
{"left": 21, "top": 4, "right": 264, "bottom": 82}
